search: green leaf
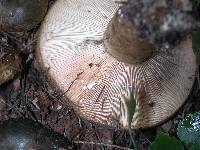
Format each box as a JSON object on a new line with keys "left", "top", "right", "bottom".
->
{"left": 127, "top": 92, "right": 136, "bottom": 125}
{"left": 192, "top": 29, "right": 200, "bottom": 64}
{"left": 177, "top": 112, "right": 200, "bottom": 150}
{"left": 192, "top": 0, "right": 200, "bottom": 4}
{"left": 124, "top": 92, "right": 137, "bottom": 149}
{"left": 149, "top": 132, "right": 184, "bottom": 150}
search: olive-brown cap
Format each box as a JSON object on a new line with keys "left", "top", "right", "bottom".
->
{"left": 0, "top": 0, "right": 48, "bottom": 31}
{"left": 0, "top": 48, "right": 21, "bottom": 86}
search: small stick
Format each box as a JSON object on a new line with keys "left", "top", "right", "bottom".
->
{"left": 74, "top": 140, "right": 133, "bottom": 150}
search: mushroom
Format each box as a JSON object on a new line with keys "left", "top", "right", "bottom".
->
{"left": 0, "top": 118, "right": 72, "bottom": 149}
{"left": 0, "top": 0, "right": 48, "bottom": 31}
{"left": 0, "top": 47, "right": 21, "bottom": 86}
{"left": 37, "top": 0, "right": 196, "bottom": 128}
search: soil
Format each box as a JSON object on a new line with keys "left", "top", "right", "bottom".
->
{"left": 0, "top": 0, "right": 200, "bottom": 150}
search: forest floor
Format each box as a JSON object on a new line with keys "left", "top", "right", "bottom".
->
{"left": 0, "top": 0, "right": 200, "bottom": 150}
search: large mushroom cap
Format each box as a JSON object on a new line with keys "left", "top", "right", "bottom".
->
{"left": 37, "top": 0, "right": 196, "bottom": 128}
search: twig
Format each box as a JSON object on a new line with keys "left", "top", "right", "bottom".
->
{"left": 0, "top": 31, "right": 22, "bottom": 44}
{"left": 115, "top": 0, "right": 128, "bottom": 4}
{"left": 197, "top": 65, "right": 200, "bottom": 90}
{"left": 74, "top": 140, "right": 133, "bottom": 150}
{"left": 21, "top": 38, "right": 37, "bottom": 52}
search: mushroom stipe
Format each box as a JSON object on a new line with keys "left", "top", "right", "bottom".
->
{"left": 37, "top": 0, "right": 196, "bottom": 129}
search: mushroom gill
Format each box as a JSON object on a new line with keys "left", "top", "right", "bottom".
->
{"left": 37, "top": 0, "right": 196, "bottom": 129}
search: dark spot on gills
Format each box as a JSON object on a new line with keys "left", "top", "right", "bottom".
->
{"left": 88, "top": 63, "right": 93, "bottom": 68}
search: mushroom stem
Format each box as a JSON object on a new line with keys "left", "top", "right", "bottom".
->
{"left": 104, "top": 9, "right": 155, "bottom": 64}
